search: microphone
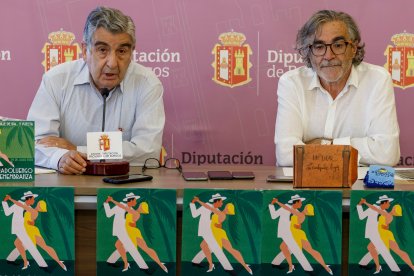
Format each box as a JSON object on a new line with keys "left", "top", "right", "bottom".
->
{"left": 84, "top": 87, "right": 129, "bottom": 175}
{"left": 100, "top": 88, "right": 110, "bottom": 163}
{"left": 101, "top": 88, "right": 110, "bottom": 132}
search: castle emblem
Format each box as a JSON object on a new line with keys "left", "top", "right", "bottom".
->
{"left": 384, "top": 32, "right": 414, "bottom": 89}
{"left": 212, "top": 31, "right": 252, "bottom": 88}
{"left": 99, "top": 134, "right": 110, "bottom": 151}
{"left": 41, "top": 29, "right": 80, "bottom": 72}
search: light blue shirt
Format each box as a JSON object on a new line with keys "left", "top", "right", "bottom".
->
{"left": 27, "top": 59, "right": 165, "bottom": 169}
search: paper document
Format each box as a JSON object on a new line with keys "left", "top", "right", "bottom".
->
{"left": 282, "top": 167, "right": 293, "bottom": 177}
{"left": 35, "top": 167, "right": 57, "bottom": 174}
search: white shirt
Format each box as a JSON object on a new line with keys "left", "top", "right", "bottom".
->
{"left": 190, "top": 202, "right": 213, "bottom": 237}
{"left": 103, "top": 202, "right": 128, "bottom": 237}
{"left": 27, "top": 59, "right": 165, "bottom": 169}
{"left": 269, "top": 203, "right": 293, "bottom": 239}
{"left": 2, "top": 201, "right": 25, "bottom": 234}
{"left": 275, "top": 62, "right": 400, "bottom": 167}
{"left": 356, "top": 204, "right": 381, "bottom": 239}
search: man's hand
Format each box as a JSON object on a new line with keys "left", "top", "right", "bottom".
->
{"left": 192, "top": 196, "right": 199, "bottom": 204}
{"left": 358, "top": 198, "right": 366, "bottom": 206}
{"left": 271, "top": 198, "right": 278, "bottom": 205}
{"left": 58, "top": 150, "right": 87, "bottom": 175}
{"left": 305, "top": 138, "right": 333, "bottom": 145}
{"left": 3, "top": 195, "right": 11, "bottom": 202}
{"left": 106, "top": 196, "right": 113, "bottom": 203}
{"left": 37, "top": 136, "right": 76, "bottom": 150}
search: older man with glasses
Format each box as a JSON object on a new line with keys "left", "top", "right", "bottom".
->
{"left": 274, "top": 10, "right": 400, "bottom": 167}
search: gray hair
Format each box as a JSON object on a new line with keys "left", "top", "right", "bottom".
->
{"left": 296, "top": 10, "right": 365, "bottom": 67}
{"left": 83, "top": 6, "right": 136, "bottom": 49}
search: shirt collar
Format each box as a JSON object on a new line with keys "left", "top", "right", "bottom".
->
{"left": 308, "top": 65, "right": 358, "bottom": 91}
{"left": 73, "top": 62, "right": 90, "bottom": 86}
{"left": 73, "top": 61, "right": 129, "bottom": 94}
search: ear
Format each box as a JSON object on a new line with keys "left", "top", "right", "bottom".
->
{"left": 81, "top": 42, "right": 88, "bottom": 61}
{"left": 351, "top": 41, "right": 358, "bottom": 54}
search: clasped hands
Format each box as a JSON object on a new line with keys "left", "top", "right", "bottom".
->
{"left": 305, "top": 138, "right": 333, "bottom": 145}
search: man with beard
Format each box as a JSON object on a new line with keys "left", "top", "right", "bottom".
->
{"left": 274, "top": 10, "right": 400, "bottom": 167}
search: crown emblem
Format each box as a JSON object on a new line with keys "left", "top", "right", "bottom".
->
{"left": 384, "top": 31, "right": 414, "bottom": 90}
{"left": 48, "top": 28, "right": 76, "bottom": 45}
{"left": 212, "top": 30, "right": 252, "bottom": 88}
{"left": 218, "top": 31, "right": 246, "bottom": 46}
{"left": 391, "top": 32, "right": 414, "bottom": 47}
{"left": 41, "top": 28, "right": 81, "bottom": 72}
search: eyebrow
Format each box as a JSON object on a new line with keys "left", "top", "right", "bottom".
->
{"left": 93, "top": 41, "right": 133, "bottom": 49}
{"left": 119, "top": 43, "right": 133, "bottom": 49}
{"left": 313, "top": 36, "right": 347, "bottom": 44}
{"left": 94, "top": 41, "right": 109, "bottom": 47}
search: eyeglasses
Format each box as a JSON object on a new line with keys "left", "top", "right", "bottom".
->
{"left": 142, "top": 158, "right": 182, "bottom": 174}
{"left": 308, "top": 40, "right": 350, "bottom": 56}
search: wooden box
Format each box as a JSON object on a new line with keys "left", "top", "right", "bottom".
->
{"left": 293, "top": 145, "right": 358, "bottom": 188}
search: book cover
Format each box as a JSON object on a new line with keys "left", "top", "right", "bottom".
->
{"left": 97, "top": 188, "right": 177, "bottom": 275}
{"left": 0, "top": 121, "right": 34, "bottom": 182}
{"left": 0, "top": 187, "right": 75, "bottom": 274}
{"left": 261, "top": 190, "right": 342, "bottom": 275}
{"left": 182, "top": 189, "right": 262, "bottom": 275}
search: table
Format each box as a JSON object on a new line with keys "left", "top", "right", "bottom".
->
{"left": 10, "top": 165, "right": 414, "bottom": 275}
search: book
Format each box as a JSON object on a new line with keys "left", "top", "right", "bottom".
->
{"left": 0, "top": 120, "right": 34, "bottom": 182}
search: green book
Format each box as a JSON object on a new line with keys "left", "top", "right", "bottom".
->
{"left": 0, "top": 121, "right": 34, "bottom": 182}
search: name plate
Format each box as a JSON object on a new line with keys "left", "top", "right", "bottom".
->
{"left": 87, "top": 131, "right": 123, "bottom": 160}
{"left": 294, "top": 145, "right": 358, "bottom": 188}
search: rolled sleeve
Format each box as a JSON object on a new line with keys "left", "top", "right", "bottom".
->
{"left": 275, "top": 74, "right": 305, "bottom": 166}
{"left": 123, "top": 77, "right": 165, "bottom": 166}
{"left": 28, "top": 74, "right": 65, "bottom": 169}
{"left": 350, "top": 74, "right": 400, "bottom": 166}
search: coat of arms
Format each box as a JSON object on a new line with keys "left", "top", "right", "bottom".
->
{"left": 384, "top": 32, "right": 414, "bottom": 89}
{"left": 41, "top": 29, "right": 80, "bottom": 72}
{"left": 99, "top": 134, "right": 110, "bottom": 151}
{"left": 212, "top": 31, "right": 252, "bottom": 88}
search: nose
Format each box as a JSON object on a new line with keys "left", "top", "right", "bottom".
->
{"left": 323, "top": 45, "right": 335, "bottom": 60}
{"left": 106, "top": 51, "right": 117, "bottom": 69}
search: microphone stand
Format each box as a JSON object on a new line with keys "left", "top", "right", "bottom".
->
{"left": 84, "top": 87, "right": 129, "bottom": 175}
{"left": 100, "top": 88, "right": 110, "bottom": 163}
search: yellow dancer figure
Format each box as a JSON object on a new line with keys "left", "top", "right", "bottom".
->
{"left": 194, "top": 197, "right": 253, "bottom": 275}
{"left": 126, "top": 212, "right": 143, "bottom": 243}
{"left": 362, "top": 197, "right": 414, "bottom": 274}
{"left": 290, "top": 212, "right": 308, "bottom": 249}
{"left": 5, "top": 195, "right": 66, "bottom": 271}
{"left": 108, "top": 196, "right": 168, "bottom": 273}
{"left": 273, "top": 198, "right": 332, "bottom": 275}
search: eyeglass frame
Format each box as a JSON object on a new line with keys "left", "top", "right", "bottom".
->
{"left": 306, "top": 40, "right": 352, "bottom": 57}
{"left": 141, "top": 157, "right": 182, "bottom": 174}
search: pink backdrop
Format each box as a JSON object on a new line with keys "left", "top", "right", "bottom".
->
{"left": 1, "top": 0, "right": 413, "bottom": 166}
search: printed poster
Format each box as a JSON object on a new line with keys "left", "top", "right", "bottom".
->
{"left": 182, "top": 189, "right": 262, "bottom": 275}
{"left": 97, "top": 188, "right": 177, "bottom": 275}
{"left": 349, "top": 191, "right": 414, "bottom": 275}
{"left": 0, "top": 187, "right": 75, "bottom": 275}
{"left": 0, "top": 121, "right": 34, "bottom": 182}
{"left": 262, "top": 190, "right": 342, "bottom": 275}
